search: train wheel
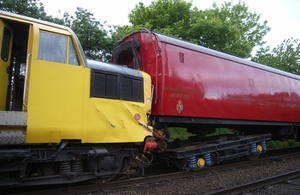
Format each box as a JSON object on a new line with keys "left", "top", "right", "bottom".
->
{"left": 91, "top": 158, "right": 130, "bottom": 184}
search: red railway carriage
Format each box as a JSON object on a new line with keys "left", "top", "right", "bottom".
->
{"left": 112, "top": 30, "right": 300, "bottom": 137}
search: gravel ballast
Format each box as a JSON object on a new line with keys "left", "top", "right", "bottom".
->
{"left": 90, "top": 155, "right": 300, "bottom": 195}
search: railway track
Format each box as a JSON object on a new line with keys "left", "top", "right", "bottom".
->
{"left": 251, "top": 174, "right": 300, "bottom": 194}
{"left": 208, "top": 169, "right": 300, "bottom": 195}
{"left": 3, "top": 147, "right": 300, "bottom": 195}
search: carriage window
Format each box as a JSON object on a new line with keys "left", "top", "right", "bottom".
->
{"left": 113, "top": 38, "right": 141, "bottom": 70}
{"left": 1, "top": 27, "right": 11, "bottom": 62}
{"left": 68, "top": 38, "right": 79, "bottom": 65}
{"left": 38, "top": 31, "right": 67, "bottom": 63}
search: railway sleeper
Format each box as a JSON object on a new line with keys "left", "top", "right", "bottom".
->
{"left": 153, "top": 134, "right": 271, "bottom": 171}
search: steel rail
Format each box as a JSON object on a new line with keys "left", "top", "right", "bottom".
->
{"left": 5, "top": 150, "right": 300, "bottom": 195}
{"left": 207, "top": 169, "right": 300, "bottom": 195}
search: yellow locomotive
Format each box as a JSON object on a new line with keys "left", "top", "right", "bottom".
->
{"left": 0, "top": 11, "right": 160, "bottom": 186}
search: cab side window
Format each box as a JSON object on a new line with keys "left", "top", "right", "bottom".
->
{"left": 38, "top": 31, "right": 79, "bottom": 65}
{"left": 38, "top": 31, "right": 67, "bottom": 63}
{"left": 68, "top": 38, "right": 79, "bottom": 65}
{"left": 1, "top": 27, "right": 11, "bottom": 62}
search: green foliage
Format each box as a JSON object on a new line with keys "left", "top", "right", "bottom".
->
{"left": 129, "top": 0, "right": 193, "bottom": 37}
{"left": 267, "top": 140, "right": 285, "bottom": 150}
{"left": 0, "top": 0, "right": 44, "bottom": 17}
{"left": 1, "top": 1, "right": 113, "bottom": 61}
{"left": 68, "top": 8, "right": 113, "bottom": 61}
{"left": 267, "top": 139, "right": 300, "bottom": 150}
{"left": 193, "top": 1, "right": 270, "bottom": 58}
{"left": 0, "top": 0, "right": 64, "bottom": 24}
{"left": 168, "top": 128, "right": 235, "bottom": 142}
{"left": 168, "top": 127, "right": 193, "bottom": 142}
{"left": 206, "top": 128, "right": 236, "bottom": 137}
{"left": 252, "top": 38, "right": 300, "bottom": 75}
{"left": 110, "top": 25, "right": 141, "bottom": 47}
{"left": 125, "top": 0, "right": 270, "bottom": 58}
{"left": 287, "top": 139, "right": 300, "bottom": 147}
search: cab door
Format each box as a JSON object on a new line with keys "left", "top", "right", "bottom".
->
{"left": 25, "top": 24, "right": 87, "bottom": 143}
{"left": 0, "top": 20, "right": 13, "bottom": 110}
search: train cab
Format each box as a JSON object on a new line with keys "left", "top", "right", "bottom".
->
{"left": 0, "top": 11, "right": 155, "bottom": 186}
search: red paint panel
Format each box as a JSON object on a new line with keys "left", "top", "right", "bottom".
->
{"left": 115, "top": 32, "right": 300, "bottom": 123}
{"left": 159, "top": 43, "right": 300, "bottom": 122}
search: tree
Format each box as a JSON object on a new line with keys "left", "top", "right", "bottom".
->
{"left": 68, "top": 8, "right": 113, "bottom": 61}
{"left": 129, "top": 0, "right": 193, "bottom": 37}
{"left": 189, "top": 1, "right": 270, "bottom": 58}
{"left": 1, "top": 1, "right": 113, "bottom": 61}
{"left": 110, "top": 25, "right": 140, "bottom": 47}
{"left": 252, "top": 38, "right": 300, "bottom": 75}
{"left": 125, "top": 0, "right": 270, "bottom": 58}
{"left": 0, "top": 0, "right": 64, "bottom": 24}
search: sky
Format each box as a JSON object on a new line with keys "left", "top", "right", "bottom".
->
{"left": 40, "top": 0, "right": 300, "bottom": 52}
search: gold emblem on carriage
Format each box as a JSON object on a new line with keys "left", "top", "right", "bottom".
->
{"left": 176, "top": 100, "right": 184, "bottom": 113}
